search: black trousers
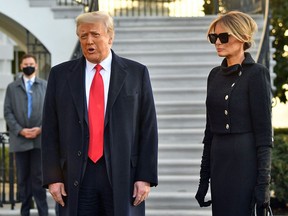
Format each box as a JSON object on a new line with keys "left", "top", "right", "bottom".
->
{"left": 15, "top": 149, "right": 48, "bottom": 216}
{"left": 78, "top": 157, "right": 114, "bottom": 216}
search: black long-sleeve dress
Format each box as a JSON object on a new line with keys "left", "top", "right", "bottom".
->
{"left": 202, "top": 53, "right": 273, "bottom": 215}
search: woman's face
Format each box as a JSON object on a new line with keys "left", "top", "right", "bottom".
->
{"left": 212, "top": 23, "right": 244, "bottom": 59}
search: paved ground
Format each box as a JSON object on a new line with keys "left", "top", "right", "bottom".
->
{"left": 0, "top": 205, "right": 287, "bottom": 216}
{"left": 0, "top": 203, "right": 56, "bottom": 216}
{"left": 0, "top": 198, "right": 287, "bottom": 216}
{"left": 0, "top": 192, "right": 57, "bottom": 216}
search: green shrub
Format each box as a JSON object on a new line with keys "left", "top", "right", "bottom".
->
{"left": 0, "top": 146, "right": 11, "bottom": 182}
{"left": 271, "top": 129, "right": 288, "bottom": 203}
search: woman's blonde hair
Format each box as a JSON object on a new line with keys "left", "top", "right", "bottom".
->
{"left": 76, "top": 11, "right": 114, "bottom": 39}
{"left": 207, "top": 11, "right": 258, "bottom": 50}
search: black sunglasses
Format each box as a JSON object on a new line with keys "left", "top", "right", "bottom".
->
{"left": 208, "top": 33, "right": 230, "bottom": 44}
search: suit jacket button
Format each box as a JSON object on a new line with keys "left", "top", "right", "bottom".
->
{"left": 226, "top": 124, "right": 230, "bottom": 129}
{"left": 225, "top": 95, "right": 229, "bottom": 100}
{"left": 74, "top": 181, "right": 79, "bottom": 187}
{"left": 77, "top": 151, "right": 82, "bottom": 156}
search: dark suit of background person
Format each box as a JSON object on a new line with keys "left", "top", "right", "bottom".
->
{"left": 195, "top": 11, "right": 272, "bottom": 216}
{"left": 41, "top": 11, "right": 158, "bottom": 216}
{"left": 4, "top": 54, "right": 48, "bottom": 216}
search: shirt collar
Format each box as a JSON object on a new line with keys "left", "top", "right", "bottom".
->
{"left": 23, "top": 75, "right": 36, "bottom": 83}
{"left": 85, "top": 50, "right": 112, "bottom": 72}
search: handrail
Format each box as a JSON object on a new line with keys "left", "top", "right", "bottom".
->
{"left": 255, "top": 0, "right": 270, "bottom": 67}
{"left": 70, "top": 0, "right": 270, "bottom": 60}
{"left": 65, "top": 0, "right": 266, "bottom": 17}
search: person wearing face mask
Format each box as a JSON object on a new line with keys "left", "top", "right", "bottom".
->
{"left": 195, "top": 11, "right": 272, "bottom": 216}
{"left": 4, "top": 54, "right": 48, "bottom": 216}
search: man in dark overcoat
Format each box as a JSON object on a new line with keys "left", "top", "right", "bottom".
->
{"left": 41, "top": 11, "right": 158, "bottom": 216}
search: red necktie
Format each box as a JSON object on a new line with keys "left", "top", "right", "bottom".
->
{"left": 88, "top": 64, "right": 104, "bottom": 163}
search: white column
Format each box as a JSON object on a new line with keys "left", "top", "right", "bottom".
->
{"left": 0, "top": 33, "right": 15, "bottom": 132}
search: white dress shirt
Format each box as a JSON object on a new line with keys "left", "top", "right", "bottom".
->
{"left": 85, "top": 51, "right": 112, "bottom": 115}
{"left": 23, "top": 75, "right": 36, "bottom": 92}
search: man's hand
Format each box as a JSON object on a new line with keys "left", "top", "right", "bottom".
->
{"left": 20, "top": 127, "right": 41, "bottom": 139}
{"left": 133, "top": 181, "right": 150, "bottom": 206}
{"left": 48, "top": 182, "right": 67, "bottom": 207}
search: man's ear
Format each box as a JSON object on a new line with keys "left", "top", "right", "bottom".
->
{"left": 108, "top": 36, "right": 113, "bottom": 45}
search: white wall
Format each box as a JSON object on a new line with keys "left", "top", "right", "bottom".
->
{"left": 0, "top": 0, "right": 82, "bottom": 131}
{"left": 0, "top": 34, "right": 15, "bottom": 131}
{"left": 0, "top": 0, "right": 79, "bottom": 66}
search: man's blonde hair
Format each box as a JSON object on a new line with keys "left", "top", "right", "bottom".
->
{"left": 207, "top": 11, "right": 258, "bottom": 50}
{"left": 76, "top": 11, "right": 114, "bottom": 39}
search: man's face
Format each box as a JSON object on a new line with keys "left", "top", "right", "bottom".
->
{"left": 20, "top": 57, "right": 37, "bottom": 70}
{"left": 20, "top": 57, "right": 37, "bottom": 78}
{"left": 77, "top": 22, "right": 113, "bottom": 64}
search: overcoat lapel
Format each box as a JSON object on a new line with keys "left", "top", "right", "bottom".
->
{"left": 16, "top": 77, "right": 29, "bottom": 125}
{"left": 67, "top": 57, "right": 86, "bottom": 124}
{"left": 105, "top": 52, "right": 127, "bottom": 127}
{"left": 16, "top": 77, "right": 27, "bottom": 93}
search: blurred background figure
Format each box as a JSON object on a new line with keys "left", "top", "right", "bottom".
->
{"left": 4, "top": 54, "right": 48, "bottom": 216}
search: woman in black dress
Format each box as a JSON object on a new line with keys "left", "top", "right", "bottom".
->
{"left": 195, "top": 11, "right": 272, "bottom": 216}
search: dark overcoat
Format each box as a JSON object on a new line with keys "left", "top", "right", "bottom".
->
{"left": 4, "top": 77, "right": 47, "bottom": 152}
{"left": 41, "top": 50, "right": 158, "bottom": 216}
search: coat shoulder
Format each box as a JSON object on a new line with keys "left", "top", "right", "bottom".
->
{"left": 49, "top": 58, "right": 84, "bottom": 81}
{"left": 52, "top": 58, "right": 82, "bottom": 71}
{"left": 207, "top": 66, "right": 221, "bottom": 83}
{"left": 120, "top": 56, "right": 145, "bottom": 67}
{"left": 7, "top": 77, "right": 21, "bottom": 87}
{"left": 36, "top": 77, "right": 47, "bottom": 84}
{"left": 245, "top": 63, "right": 270, "bottom": 82}
{"left": 113, "top": 51, "right": 146, "bottom": 70}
